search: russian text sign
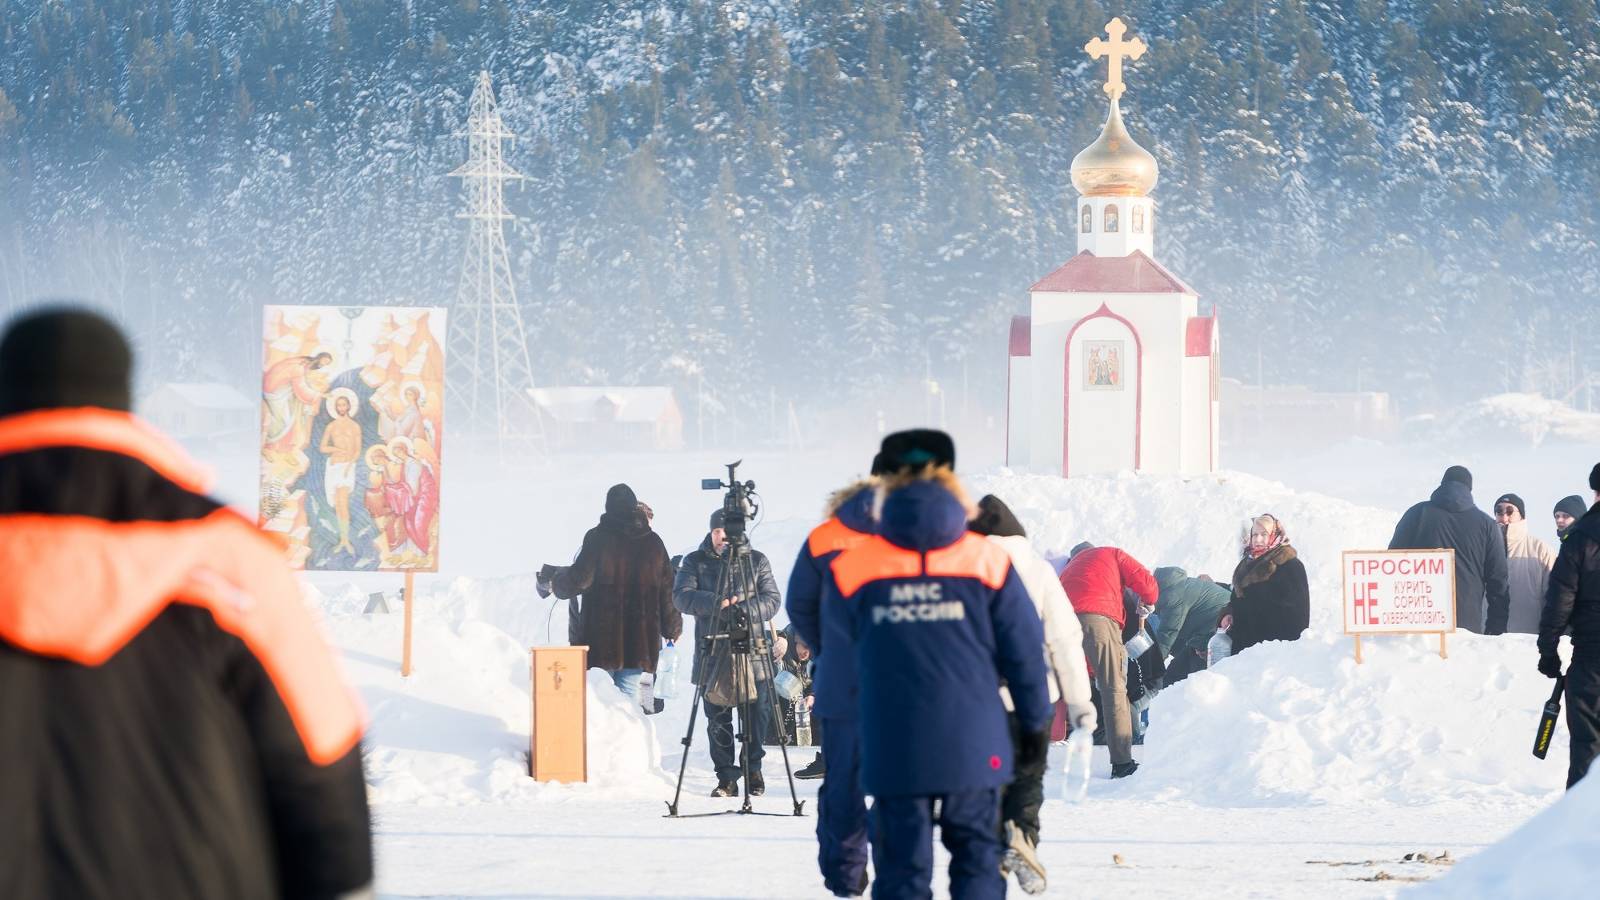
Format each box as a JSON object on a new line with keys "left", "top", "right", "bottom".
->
{"left": 1341, "top": 550, "right": 1456, "bottom": 635}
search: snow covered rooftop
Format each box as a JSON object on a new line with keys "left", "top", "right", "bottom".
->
{"left": 529, "top": 386, "right": 680, "bottom": 424}
{"left": 1030, "top": 249, "right": 1196, "bottom": 295}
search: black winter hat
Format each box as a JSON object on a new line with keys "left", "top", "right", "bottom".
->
{"left": 1591, "top": 463, "right": 1600, "bottom": 495}
{"left": 1555, "top": 495, "right": 1589, "bottom": 521}
{"left": 879, "top": 429, "right": 956, "bottom": 473}
{"left": 0, "top": 307, "right": 133, "bottom": 415}
{"left": 709, "top": 508, "right": 726, "bottom": 531}
{"left": 1442, "top": 465, "right": 1473, "bottom": 491}
{"left": 1493, "top": 493, "right": 1526, "bottom": 519}
{"left": 970, "top": 494, "right": 1026, "bottom": 539}
{"left": 604, "top": 484, "right": 638, "bottom": 517}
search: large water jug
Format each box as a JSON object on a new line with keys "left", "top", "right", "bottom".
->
{"left": 654, "top": 641, "right": 680, "bottom": 700}
{"left": 1062, "top": 730, "right": 1093, "bottom": 803}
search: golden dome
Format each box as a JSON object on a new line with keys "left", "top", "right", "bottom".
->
{"left": 1070, "top": 100, "right": 1158, "bottom": 197}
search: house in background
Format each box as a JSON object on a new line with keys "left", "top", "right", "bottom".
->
{"left": 530, "top": 386, "right": 684, "bottom": 452}
{"left": 141, "top": 382, "right": 255, "bottom": 440}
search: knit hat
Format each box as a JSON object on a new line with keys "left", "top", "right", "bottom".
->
{"left": 878, "top": 429, "right": 955, "bottom": 474}
{"left": 0, "top": 308, "right": 133, "bottom": 415}
{"left": 1591, "top": 463, "right": 1600, "bottom": 495}
{"left": 1555, "top": 495, "right": 1589, "bottom": 521}
{"left": 1493, "top": 493, "right": 1525, "bottom": 519}
{"left": 970, "top": 494, "right": 1026, "bottom": 539}
{"left": 1069, "top": 541, "right": 1095, "bottom": 558}
{"left": 709, "top": 508, "right": 726, "bottom": 531}
{"left": 1442, "top": 465, "right": 1473, "bottom": 491}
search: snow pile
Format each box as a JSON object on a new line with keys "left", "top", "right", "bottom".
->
{"left": 308, "top": 580, "right": 671, "bottom": 806}
{"left": 975, "top": 469, "right": 1567, "bottom": 809}
{"left": 1109, "top": 631, "right": 1567, "bottom": 807}
{"left": 973, "top": 469, "right": 1397, "bottom": 632}
{"left": 1413, "top": 771, "right": 1600, "bottom": 898}
{"left": 1421, "top": 392, "right": 1600, "bottom": 447}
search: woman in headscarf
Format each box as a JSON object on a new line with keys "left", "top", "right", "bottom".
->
{"left": 1220, "top": 514, "right": 1310, "bottom": 653}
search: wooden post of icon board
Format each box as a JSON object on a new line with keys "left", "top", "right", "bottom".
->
{"left": 530, "top": 646, "right": 588, "bottom": 783}
{"left": 401, "top": 571, "right": 415, "bottom": 677}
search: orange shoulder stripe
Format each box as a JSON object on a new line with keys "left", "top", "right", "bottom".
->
{"left": 829, "top": 536, "right": 921, "bottom": 598}
{"left": 0, "top": 511, "right": 363, "bottom": 766}
{"left": 0, "top": 408, "right": 214, "bottom": 494}
{"left": 926, "top": 533, "right": 1012, "bottom": 590}
{"left": 808, "top": 517, "right": 871, "bottom": 557}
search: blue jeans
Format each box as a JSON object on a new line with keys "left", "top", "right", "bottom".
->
{"left": 610, "top": 668, "right": 644, "bottom": 701}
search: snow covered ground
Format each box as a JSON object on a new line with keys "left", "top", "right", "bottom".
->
{"left": 190, "top": 424, "right": 1594, "bottom": 898}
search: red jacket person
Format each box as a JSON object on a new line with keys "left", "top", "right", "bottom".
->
{"left": 0, "top": 309, "right": 372, "bottom": 900}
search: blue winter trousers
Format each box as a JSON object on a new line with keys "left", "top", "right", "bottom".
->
{"left": 869, "top": 787, "right": 1003, "bottom": 900}
{"left": 816, "top": 716, "right": 869, "bottom": 896}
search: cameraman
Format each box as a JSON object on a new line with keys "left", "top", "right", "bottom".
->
{"left": 673, "top": 509, "right": 783, "bottom": 798}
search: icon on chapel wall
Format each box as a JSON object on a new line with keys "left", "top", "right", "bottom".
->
{"left": 1084, "top": 340, "right": 1124, "bottom": 391}
{"left": 1104, "top": 204, "right": 1120, "bottom": 233}
{"left": 1132, "top": 204, "right": 1145, "bottom": 234}
{"left": 1081, "top": 204, "right": 1093, "bottom": 233}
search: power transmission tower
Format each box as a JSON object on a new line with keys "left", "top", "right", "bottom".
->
{"left": 447, "top": 70, "right": 546, "bottom": 460}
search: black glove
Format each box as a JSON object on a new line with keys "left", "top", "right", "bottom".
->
{"left": 1015, "top": 729, "right": 1050, "bottom": 773}
{"left": 1539, "top": 652, "right": 1563, "bottom": 679}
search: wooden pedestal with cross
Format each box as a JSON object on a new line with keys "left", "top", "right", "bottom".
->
{"left": 530, "top": 646, "right": 588, "bottom": 783}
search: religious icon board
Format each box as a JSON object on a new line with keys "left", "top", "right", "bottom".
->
{"left": 1083, "top": 339, "right": 1125, "bottom": 391}
{"left": 258, "top": 306, "right": 447, "bottom": 572}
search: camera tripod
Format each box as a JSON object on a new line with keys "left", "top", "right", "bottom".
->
{"left": 665, "top": 530, "right": 804, "bottom": 818}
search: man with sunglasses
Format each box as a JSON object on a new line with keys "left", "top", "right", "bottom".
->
{"left": 1494, "top": 493, "right": 1557, "bottom": 634}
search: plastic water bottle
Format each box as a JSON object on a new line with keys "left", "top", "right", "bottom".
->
{"left": 654, "top": 642, "right": 679, "bottom": 700}
{"left": 1206, "top": 629, "right": 1233, "bottom": 669}
{"left": 1062, "top": 730, "right": 1093, "bottom": 804}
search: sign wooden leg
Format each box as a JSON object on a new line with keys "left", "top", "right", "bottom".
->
{"left": 402, "top": 571, "right": 415, "bottom": 677}
{"left": 1439, "top": 632, "right": 1448, "bottom": 660}
{"left": 1354, "top": 635, "right": 1363, "bottom": 665}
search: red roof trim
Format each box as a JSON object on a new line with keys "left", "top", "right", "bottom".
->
{"left": 1009, "top": 316, "right": 1031, "bottom": 357}
{"left": 1029, "top": 250, "right": 1198, "bottom": 296}
{"left": 1185, "top": 316, "right": 1215, "bottom": 357}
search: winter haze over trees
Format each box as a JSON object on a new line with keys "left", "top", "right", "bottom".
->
{"left": 1, "top": 0, "right": 1597, "bottom": 426}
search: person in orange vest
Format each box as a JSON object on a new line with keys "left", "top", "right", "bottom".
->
{"left": 831, "top": 431, "right": 1051, "bottom": 900}
{"left": 0, "top": 309, "right": 372, "bottom": 899}
{"left": 786, "top": 456, "right": 883, "bottom": 897}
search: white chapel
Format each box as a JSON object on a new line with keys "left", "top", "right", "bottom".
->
{"left": 1006, "top": 18, "right": 1219, "bottom": 477}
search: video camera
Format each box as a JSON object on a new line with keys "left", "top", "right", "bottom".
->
{"left": 702, "top": 460, "right": 758, "bottom": 544}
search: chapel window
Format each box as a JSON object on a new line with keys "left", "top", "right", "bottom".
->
{"left": 1104, "top": 204, "right": 1120, "bottom": 233}
{"left": 1080, "top": 204, "right": 1093, "bottom": 234}
{"left": 1132, "top": 204, "right": 1145, "bottom": 234}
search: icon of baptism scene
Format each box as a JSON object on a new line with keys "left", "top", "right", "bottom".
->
{"left": 258, "top": 306, "right": 447, "bottom": 572}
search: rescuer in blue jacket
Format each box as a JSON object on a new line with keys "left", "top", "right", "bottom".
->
{"left": 831, "top": 437, "right": 1052, "bottom": 900}
{"left": 787, "top": 472, "right": 880, "bottom": 898}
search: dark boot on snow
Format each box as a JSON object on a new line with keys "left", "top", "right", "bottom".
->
{"left": 795, "top": 753, "right": 826, "bottom": 780}
{"left": 1110, "top": 761, "right": 1140, "bottom": 779}
{"left": 710, "top": 779, "right": 739, "bottom": 797}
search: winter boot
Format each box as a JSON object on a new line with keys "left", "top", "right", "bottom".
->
{"left": 1110, "top": 761, "right": 1140, "bottom": 779}
{"left": 747, "top": 770, "right": 765, "bottom": 796}
{"left": 795, "top": 753, "right": 826, "bottom": 780}
{"left": 1002, "top": 823, "right": 1047, "bottom": 895}
{"left": 710, "top": 779, "right": 739, "bottom": 797}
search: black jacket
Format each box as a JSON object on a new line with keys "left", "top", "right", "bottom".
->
{"left": 0, "top": 409, "right": 371, "bottom": 900}
{"left": 1225, "top": 544, "right": 1311, "bottom": 653}
{"left": 672, "top": 534, "right": 782, "bottom": 684}
{"left": 1389, "top": 482, "right": 1511, "bottom": 635}
{"left": 1541, "top": 505, "right": 1600, "bottom": 660}
{"left": 553, "top": 511, "right": 682, "bottom": 673}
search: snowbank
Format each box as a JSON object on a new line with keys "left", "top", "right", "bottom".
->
{"left": 1413, "top": 771, "right": 1600, "bottom": 898}
{"left": 309, "top": 581, "right": 671, "bottom": 806}
{"left": 974, "top": 469, "right": 1567, "bottom": 809}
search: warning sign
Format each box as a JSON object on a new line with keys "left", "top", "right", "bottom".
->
{"left": 1341, "top": 550, "right": 1457, "bottom": 635}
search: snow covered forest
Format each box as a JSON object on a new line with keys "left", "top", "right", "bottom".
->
{"left": 2, "top": 0, "right": 1598, "bottom": 418}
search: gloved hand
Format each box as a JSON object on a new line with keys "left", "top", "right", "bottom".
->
{"left": 1539, "top": 652, "right": 1563, "bottom": 679}
{"left": 1072, "top": 709, "right": 1098, "bottom": 736}
{"left": 536, "top": 564, "right": 560, "bottom": 599}
{"left": 1015, "top": 729, "right": 1050, "bottom": 772}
